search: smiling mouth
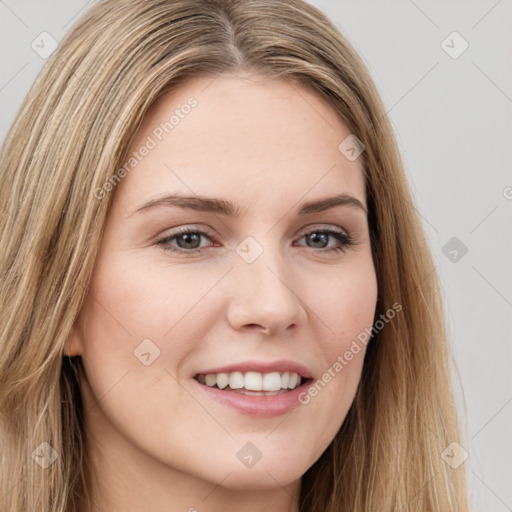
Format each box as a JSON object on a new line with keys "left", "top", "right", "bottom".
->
{"left": 194, "top": 371, "right": 307, "bottom": 396}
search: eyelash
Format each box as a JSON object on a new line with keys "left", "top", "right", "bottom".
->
{"left": 154, "top": 226, "right": 355, "bottom": 256}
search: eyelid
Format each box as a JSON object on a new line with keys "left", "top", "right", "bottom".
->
{"left": 154, "top": 222, "right": 357, "bottom": 256}
{"left": 155, "top": 223, "right": 351, "bottom": 243}
{"left": 154, "top": 224, "right": 213, "bottom": 238}
{"left": 295, "top": 223, "right": 349, "bottom": 237}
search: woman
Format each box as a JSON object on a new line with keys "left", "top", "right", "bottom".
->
{"left": 0, "top": 0, "right": 469, "bottom": 511}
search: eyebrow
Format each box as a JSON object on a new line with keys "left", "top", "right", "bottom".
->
{"left": 129, "top": 192, "right": 368, "bottom": 218}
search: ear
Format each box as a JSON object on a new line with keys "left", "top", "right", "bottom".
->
{"left": 63, "top": 324, "right": 83, "bottom": 357}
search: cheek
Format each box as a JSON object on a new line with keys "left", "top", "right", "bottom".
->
{"left": 293, "top": 259, "right": 377, "bottom": 445}
{"left": 75, "top": 253, "right": 211, "bottom": 452}
{"left": 306, "top": 255, "right": 378, "bottom": 354}
{"left": 75, "top": 250, "right": 230, "bottom": 418}
{"left": 82, "top": 248, "right": 225, "bottom": 349}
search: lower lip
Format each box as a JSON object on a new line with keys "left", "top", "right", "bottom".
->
{"left": 193, "top": 378, "right": 313, "bottom": 418}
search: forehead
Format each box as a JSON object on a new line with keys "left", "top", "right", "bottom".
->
{"left": 113, "top": 73, "right": 366, "bottom": 213}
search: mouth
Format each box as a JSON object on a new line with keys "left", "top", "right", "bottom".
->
{"left": 194, "top": 371, "right": 311, "bottom": 396}
{"left": 192, "top": 361, "right": 314, "bottom": 417}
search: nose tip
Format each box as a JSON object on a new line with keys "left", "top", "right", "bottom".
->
{"left": 227, "top": 254, "right": 307, "bottom": 336}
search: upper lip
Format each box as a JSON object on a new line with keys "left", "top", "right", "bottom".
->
{"left": 194, "top": 360, "right": 313, "bottom": 379}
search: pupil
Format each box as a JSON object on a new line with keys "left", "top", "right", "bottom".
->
{"left": 178, "top": 233, "right": 200, "bottom": 249}
{"left": 308, "top": 232, "right": 327, "bottom": 248}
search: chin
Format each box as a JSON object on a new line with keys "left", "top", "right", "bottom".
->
{"left": 216, "top": 465, "right": 305, "bottom": 491}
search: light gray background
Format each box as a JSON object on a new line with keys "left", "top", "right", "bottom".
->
{"left": 1, "top": 1, "right": 511, "bottom": 510}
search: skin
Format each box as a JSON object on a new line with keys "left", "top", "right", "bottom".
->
{"left": 66, "top": 72, "right": 378, "bottom": 512}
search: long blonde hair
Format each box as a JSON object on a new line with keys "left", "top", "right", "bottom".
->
{"left": 0, "top": 0, "right": 469, "bottom": 510}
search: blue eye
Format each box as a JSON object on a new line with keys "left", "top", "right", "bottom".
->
{"left": 295, "top": 228, "right": 355, "bottom": 253}
{"left": 156, "top": 228, "right": 211, "bottom": 253}
{"left": 155, "top": 227, "right": 355, "bottom": 255}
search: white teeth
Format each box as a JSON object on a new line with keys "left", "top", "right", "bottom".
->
{"left": 243, "top": 389, "right": 266, "bottom": 396}
{"left": 288, "top": 372, "right": 299, "bottom": 389}
{"left": 216, "top": 372, "right": 229, "bottom": 389}
{"left": 262, "top": 372, "right": 282, "bottom": 391}
{"left": 205, "top": 374, "right": 216, "bottom": 387}
{"left": 198, "top": 371, "right": 303, "bottom": 391}
{"left": 229, "top": 372, "right": 244, "bottom": 390}
{"left": 245, "top": 371, "right": 262, "bottom": 391}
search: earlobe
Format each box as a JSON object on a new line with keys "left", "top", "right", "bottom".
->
{"left": 63, "top": 325, "right": 83, "bottom": 357}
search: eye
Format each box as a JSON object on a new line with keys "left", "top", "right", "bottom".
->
{"left": 294, "top": 227, "right": 355, "bottom": 254}
{"left": 155, "top": 227, "right": 213, "bottom": 254}
{"left": 154, "top": 226, "right": 355, "bottom": 255}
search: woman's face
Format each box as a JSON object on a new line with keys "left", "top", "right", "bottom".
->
{"left": 67, "top": 73, "right": 378, "bottom": 501}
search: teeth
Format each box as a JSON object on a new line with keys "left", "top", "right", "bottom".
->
{"left": 262, "top": 372, "right": 282, "bottom": 391}
{"left": 205, "top": 374, "right": 216, "bottom": 387}
{"left": 198, "top": 371, "right": 303, "bottom": 391}
{"left": 245, "top": 371, "right": 262, "bottom": 391}
{"left": 216, "top": 373, "right": 229, "bottom": 390}
{"left": 229, "top": 372, "right": 244, "bottom": 389}
{"left": 288, "top": 372, "right": 299, "bottom": 389}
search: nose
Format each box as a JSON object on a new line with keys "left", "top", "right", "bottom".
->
{"left": 226, "top": 241, "right": 307, "bottom": 336}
